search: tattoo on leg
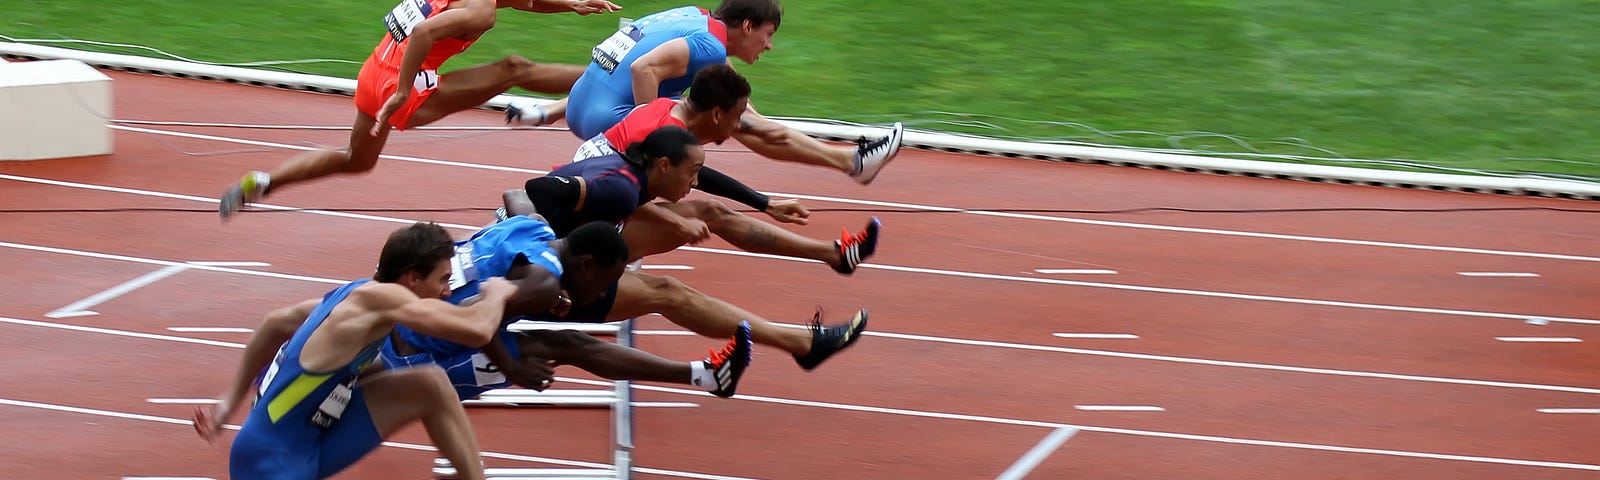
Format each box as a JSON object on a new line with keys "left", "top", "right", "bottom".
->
{"left": 742, "top": 223, "right": 779, "bottom": 249}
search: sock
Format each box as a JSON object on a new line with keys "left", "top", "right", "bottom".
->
{"left": 245, "top": 171, "right": 272, "bottom": 197}
{"left": 689, "top": 360, "right": 715, "bottom": 391}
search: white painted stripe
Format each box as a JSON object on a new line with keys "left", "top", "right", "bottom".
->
{"left": 0, "top": 317, "right": 245, "bottom": 349}
{"left": 1075, "top": 405, "right": 1165, "bottom": 412}
{"left": 145, "top": 398, "right": 221, "bottom": 404}
{"left": 1458, "top": 272, "right": 1541, "bottom": 277}
{"left": 1495, "top": 337, "right": 1582, "bottom": 343}
{"left": 639, "top": 265, "right": 694, "bottom": 270}
{"left": 187, "top": 261, "right": 270, "bottom": 267}
{"left": 1537, "top": 408, "right": 1600, "bottom": 414}
{"left": 38, "top": 127, "right": 1600, "bottom": 265}
{"left": 631, "top": 402, "right": 699, "bottom": 408}
{"left": 167, "top": 327, "right": 253, "bottom": 333}
{"left": 6, "top": 175, "right": 1599, "bottom": 327}
{"left": 995, "top": 427, "right": 1078, "bottom": 480}
{"left": 1053, "top": 333, "right": 1140, "bottom": 339}
{"left": 0, "top": 398, "right": 749, "bottom": 480}
{"left": 1035, "top": 269, "right": 1118, "bottom": 275}
{"left": 122, "top": 477, "right": 214, "bottom": 480}
{"left": 45, "top": 265, "right": 189, "bottom": 318}
{"left": 636, "top": 330, "right": 697, "bottom": 336}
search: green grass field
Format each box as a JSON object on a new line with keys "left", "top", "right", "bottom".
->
{"left": 8, "top": 1, "right": 1600, "bottom": 178}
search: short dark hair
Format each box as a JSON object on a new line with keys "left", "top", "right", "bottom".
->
{"left": 564, "top": 221, "right": 630, "bottom": 268}
{"left": 712, "top": 0, "right": 782, "bottom": 29}
{"left": 374, "top": 222, "right": 455, "bottom": 282}
{"left": 622, "top": 125, "right": 701, "bottom": 169}
{"left": 687, "top": 63, "right": 751, "bottom": 113}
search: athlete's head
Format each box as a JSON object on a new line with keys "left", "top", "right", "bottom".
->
{"left": 624, "top": 125, "right": 704, "bottom": 202}
{"left": 686, "top": 64, "right": 752, "bottom": 145}
{"left": 374, "top": 222, "right": 456, "bottom": 300}
{"left": 559, "top": 221, "right": 631, "bottom": 305}
{"left": 714, "top": 0, "right": 781, "bottom": 64}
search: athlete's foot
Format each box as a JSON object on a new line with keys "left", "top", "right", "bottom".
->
{"left": 704, "top": 321, "right": 753, "bottom": 398}
{"left": 219, "top": 171, "right": 271, "bottom": 220}
{"left": 849, "top": 122, "right": 904, "bottom": 185}
{"left": 792, "top": 309, "right": 869, "bottom": 371}
{"left": 505, "top": 99, "right": 549, "bottom": 127}
{"left": 831, "top": 217, "right": 881, "bottom": 275}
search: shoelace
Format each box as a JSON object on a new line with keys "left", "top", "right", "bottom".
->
{"left": 705, "top": 337, "right": 742, "bottom": 367}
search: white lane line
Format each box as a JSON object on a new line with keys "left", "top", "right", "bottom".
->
{"left": 45, "top": 265, "right": 189, "bottom": 318}
{"left": 1495, "top": 337, "right": 1582, "bottom": 343}
{"left": 1458, "top": 272, "right": 1541, "bottom": 277}
{"left": 6, "top": 176, "right": 1598, "bottom": 327}
{"left": 995, "top": 427, "right": 1078, "bottom": 480}
{"left": 1537, "top": 409, "right": 1600, "bottom": 414}
{"left": 69, "top": 127, "right": 1600, "bottom": 264}
{"left": 122, "top": 477, "right": 214, "bottom": 480}
{"left": 640, "top": 265, "right": 695, "bottom": 270}
{"left": 4, "top": 324, "right": 1598, "bottom": 472}
{"left": 1035, "top": 269, "right": 1118, "bottom": 275}
{"left": 187, "top": 261, "right": 270, "bottom": 267}
{"left": 1075, "top": 406, "right": 1165, "bottom": 412}
{"left": 145, "top": 398, "right": 220, "bottom": 404}
{"left": 1053, "top": 333, "right": 1140, "bottom": 339}
{"left": 167, "top": 327, "right": 253, "bottom": 333}
{"left": 0, "top": 398, "right": 750, "bottom": 480}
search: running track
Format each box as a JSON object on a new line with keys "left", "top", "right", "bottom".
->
{"left": 0, "top": 70, "right": 1596, "bottom": 479}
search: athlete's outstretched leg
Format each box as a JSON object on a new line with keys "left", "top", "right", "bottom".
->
{"left": 362, "top": 367, "right": 485, "bottom": 480}
{"left": 621, "top": 199, "right": 881, "bottom": 275}
{"left": 219, "top": 112, "right": 392, "bottom": 218}
{"left": 515, "top": 326, "right": 752, "bottom": 396}
{"left": 412, "top": 56, "right": 584, "bottom": 127}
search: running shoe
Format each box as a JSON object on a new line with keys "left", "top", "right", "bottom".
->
{"left": 219, "top": 171, "right": 270, "bottom": 220}
{"left": 832, "top": 217, "right": 882, "bottom": 275}
{"left": 849, "top": 122, "right": 904, "bottom": 185}
{"left": 704, "top": 321, "right": 753, "bottom": 398}
{"left": 793, "top": 309, "right": 869, "bottom": 371}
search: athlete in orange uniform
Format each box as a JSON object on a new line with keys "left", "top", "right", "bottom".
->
{"left": 218, "top": 0, "right": 622, "bottom": 219}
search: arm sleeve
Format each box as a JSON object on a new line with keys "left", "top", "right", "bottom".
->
{"left": 694, "top": 166, "right": 769, "bottom": 211}
{"left": 524, "top": 175, "right": 584, "bottom": 215}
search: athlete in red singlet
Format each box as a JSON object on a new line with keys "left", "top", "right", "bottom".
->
{"left": 218, "top": 0, "right": 622, "bottom": 219}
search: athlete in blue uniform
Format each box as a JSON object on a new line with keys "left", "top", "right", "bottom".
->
{"left": 511, "top": 126, "right": 871, "bottom": 371}
{"left": 507, "top": 0, "right": 905, "bottom": 185}
{"left": 195, "top": 222, "right": 517, "bottom": 480}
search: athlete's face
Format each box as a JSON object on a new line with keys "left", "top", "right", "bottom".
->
{"left": 566, "top": 257, "right": 627, "bottom": 306}
{"left": 651, "top": 145, "right": 705, "bottom": 202}
{"left": 405, "top": 258, "right": 454, "bottom": 300}
{"left": 708, "top": 98, "right": 750, "bottom": 144}
{"left": 730, "top": 21, "right": 777, "bottom": 64}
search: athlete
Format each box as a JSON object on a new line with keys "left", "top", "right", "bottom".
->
{"left": 508, "top": 0, "right": 904, "bottom": 185}
{"left": 219, "top": 0, "right": 623, "bottom": 219}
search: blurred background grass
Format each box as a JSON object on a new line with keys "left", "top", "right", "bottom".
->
{"left": 8, "top": 0, "right": 1599, "bottom": 178}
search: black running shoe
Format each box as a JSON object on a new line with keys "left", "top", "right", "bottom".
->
{"left": 832, "top": 217, "right": 881, "bottom": 275}
{"left": 793, "top": 309, "right": 869, "bottom": 371}
{"left": 705, "top": 321, "right": 753, "bottom": 398}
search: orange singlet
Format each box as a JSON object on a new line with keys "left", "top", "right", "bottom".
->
{"left": 353, "top": 0, "right": 478, "bottom": 129}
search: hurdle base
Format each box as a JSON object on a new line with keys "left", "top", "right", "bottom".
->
{"left": 434, "top": 458, "right": 618, "bottom": 479}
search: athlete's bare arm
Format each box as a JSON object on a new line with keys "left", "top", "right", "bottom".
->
{"left": 373, "top": 0, "right": 498, "bottom": 133}
{"left": 193, "top": 298, "right": 320, "bottom": 443}
{"left": 629, "top": 39, "right": 692, "bottom": 105}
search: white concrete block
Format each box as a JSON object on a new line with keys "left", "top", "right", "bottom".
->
{"left": 0, "top": 59, "right": 113, "bottom": 160}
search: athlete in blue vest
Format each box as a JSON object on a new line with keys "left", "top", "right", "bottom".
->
{"left": 194, "top": 222, "right": 517, "bottom": 480}
{"left": 507, "top": 0, "right": 905, "bottom": 185}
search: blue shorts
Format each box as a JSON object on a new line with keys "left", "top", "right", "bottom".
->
{"left": 382, "top": 333, "right": 523, "bottom": 399}
{"left": 564, "top": 80, "right": 635, "bottom": 140}
{"left": 229, "top": 387, "right": 381, "bottom": 479}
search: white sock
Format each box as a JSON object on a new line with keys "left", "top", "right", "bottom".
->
{"left": 689, "top": 360, "right": 715, "bottom": 391}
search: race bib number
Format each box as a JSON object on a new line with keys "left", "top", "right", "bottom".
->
{"left": 309, "top": 379, "right": 355, "bottom": 428}
{"left": 447, "top": 243, "right": 478, "bottom": 291}
{"left": 412, "top": 69, "right": 440, "bottom": 93}
{"left": 257, "top": 347, "right": 286, "bottom": 398}
{"left": 470, "top": 352, "right": 508, "bottom": 386}
{"left": 384, "top": 0, "right": 433, "bottom": 43}
{"left": 572, "top": 136, "right": 619, "bottom": 162}
{"left": 592, "top": 25, "right": 644, "bottom": 73}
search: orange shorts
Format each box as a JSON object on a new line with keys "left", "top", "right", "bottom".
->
{"left": 353, "top": 54, "right": 441, "bottom": 130}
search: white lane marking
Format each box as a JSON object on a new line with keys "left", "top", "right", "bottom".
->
{"left": 145, "top": 398, "right": 220, "bottom": 404}
{"left": 1495, "top": 337, "right": 1582, "bottom": 343}
{"left": 995, "top": 427, "right": 1078, "bottom": 480}
{"left": 1458, "top": 272, "right": 1541, "bottom": 277}
{"left": 2, "top": 317, "right": 245, "bottom": 349}
{"left": 4, "top": 324, "right": 1598, "bottom": 472}
{"left": 640, "top": 265, "right": 694, "bottom": 270}
{"left": 187, "top": 261, "right": 270, "bottom": 267}
{"left": 167, "top": 327, "right": 253, "bottom": 333}
{"left": 45, "top": 265, "right": 189, "bottom": 318}
{"left": 1537, "top": 409, "right": 1600, "bottom": 414}
{"left": 1075, "top": 405, "right": 1165, "bottom": 412}
{"left": 1035, "top": 269, "right": 1118, "bottom": 275}
{"left": 0, "top": 398, "right": 749, "bottom": 480}
{"left": 5, "top": 176, "right": 1598, "bottom": 327}
{"left": 81, "top": 126, "right": 1600, "bottom": 264}
{"left": 1053, "top": 333, "right": 1140, "bottom": 339}
{"left": 122, "top": 477, "right": 214, "bottom": 480}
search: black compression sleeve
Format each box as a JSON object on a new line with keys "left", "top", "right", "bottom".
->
{"left": 524, "top": 175, "right": 584, "bottom": 214}
{"left": 694, "top": 166, "right": 769, "bottom": 212}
